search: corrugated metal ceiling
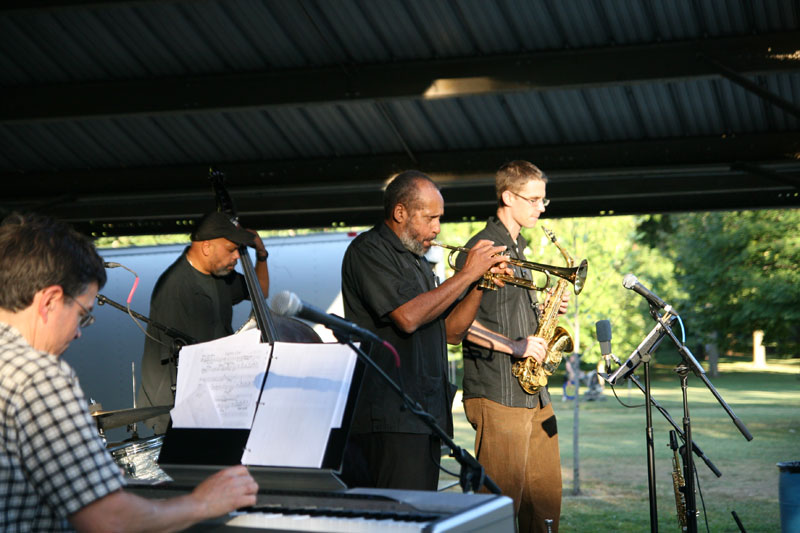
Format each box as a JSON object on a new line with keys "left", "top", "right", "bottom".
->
{"left": 0, "top": 0, "right": 798, "bottom": 234}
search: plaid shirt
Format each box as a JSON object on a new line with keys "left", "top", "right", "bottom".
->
{"left": 1, "top": 323, "right": 125, "bottom": 532}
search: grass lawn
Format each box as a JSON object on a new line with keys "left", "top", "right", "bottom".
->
{"left": 439, "top": 356, "right": 800, "bottom": 532}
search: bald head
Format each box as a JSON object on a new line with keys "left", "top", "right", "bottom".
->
{"left": 384, "top": 171, "right": 443, "bottom": 256}
{"left": 383, "top": 170, "right": 439, "bottom": 220}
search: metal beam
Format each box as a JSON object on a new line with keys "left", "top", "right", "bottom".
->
{"left": 3, "top": 132, "right": 798, "bottom": 197}
{"left": 3, "top": 133, "right": 798, "bottom": 235}
{"left": 4, "top": 170, "right": 799, "bottom": 236}
{"left": 698, "top": 53, "right": 800, "bottom": 120}
{"left": 2, "top": 32, "right": 798, "bottom": 123}
{"left": 60, "top": 184, "right": 800, "bottom": 237}
{"left": 0, "top": 0, "right": 189, "bottom": 11}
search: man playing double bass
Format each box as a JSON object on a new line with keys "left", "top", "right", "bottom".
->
{"left": 138, "top": 211, "right": 269, "bottom": 434}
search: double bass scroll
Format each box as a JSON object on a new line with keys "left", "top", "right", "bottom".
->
{"left": 209, "top": 168, "right": 280, "bottom": 344}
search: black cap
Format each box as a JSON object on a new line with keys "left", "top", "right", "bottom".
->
{"left": 191, "top": 212, "right": 253, "bottom": 246}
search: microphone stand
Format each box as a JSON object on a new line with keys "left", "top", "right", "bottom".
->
{"left": 604, "top": 311, "right": 678, "bottom": 533}
{"left": 95, "top": 294, "right": 195, "bottom": 368}
{"left": 653, "top": 313, "right": 753, "bottom": 533}
{"left": 607, "top": 368, "right": 721, "bottom": 478}
{"left": 336, "top": 332, "right": 501, "bottom": 495}
{"left": 642, "top": 342, "right": 658, "bottom": 533}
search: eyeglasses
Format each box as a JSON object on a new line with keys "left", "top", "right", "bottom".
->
{"left": 511, "top": 191, "right": 550, "bottom": 207}
{"left": 71, "top": 298, "right": 96, "bottom": 329}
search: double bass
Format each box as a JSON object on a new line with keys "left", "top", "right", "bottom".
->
{"left": 209, "top": 169, "right": 321, "bottom": 343}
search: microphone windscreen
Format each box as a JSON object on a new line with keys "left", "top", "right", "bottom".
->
{"left": 270, "top": 290, "right": 302, "bottom": 317}
{"left": 595, "top": 319, "right": 612, "bottom": 342}
{"left": 622, "top": 272, "right": 638, "bottom": 289}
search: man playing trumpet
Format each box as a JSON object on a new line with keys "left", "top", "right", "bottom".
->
{"left": 457, "top": 161, "right": 571, "bottom": 533}
{"left": 340, "top": 170, "right": 511, "bottom": 491}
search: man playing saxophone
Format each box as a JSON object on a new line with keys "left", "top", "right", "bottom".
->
{"left": 456, "top": 160, "right": 570, "bottom": 533}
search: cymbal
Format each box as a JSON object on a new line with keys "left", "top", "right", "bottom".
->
{"left": 92, "top": 405, "right": 172, "bottom": 431}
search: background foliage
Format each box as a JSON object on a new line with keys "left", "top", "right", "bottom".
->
{"left": 642, "top": 210, "right": 800, "bottom": 356}
{"left": 439, "top": 208, "right": 799, "bottom": 371}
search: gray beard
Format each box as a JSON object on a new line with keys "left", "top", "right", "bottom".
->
{"left": 399, "top": 232, "right": 426, "bottom": 256}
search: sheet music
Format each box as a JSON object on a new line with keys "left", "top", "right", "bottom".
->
{"left": 169, "top": 382, "right": 222, "bottom": 427}
{"left": 241, "top": 342, "right": 357, "bottom": 468}
{"left": 171, "top": 329, "right": 269, "bottom": 429}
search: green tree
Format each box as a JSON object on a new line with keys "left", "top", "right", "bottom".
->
{"left": 529, "top": 216, "right": 684, "bottom": 366}
{"left": 652, "top": 209, "right": 800, "bottom": 357}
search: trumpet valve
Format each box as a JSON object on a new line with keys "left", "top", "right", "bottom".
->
{"left": 478, "top": 275, "right": 499, "bottom": 291}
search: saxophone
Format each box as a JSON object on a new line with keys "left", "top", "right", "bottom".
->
{"left": 670, "top": 430, "right": 689, "bottom": 532}
{"left": 511, "top": 227, "right": 584, "bottom": 394}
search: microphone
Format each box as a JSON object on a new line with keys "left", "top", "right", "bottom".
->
{"left": 605, "top": 313, "right": 677, "bottom": 385}
{"left": 104, "top": 262, "right": 122, "bottom": 268}
{"left": 622, "top": 273, "right": 674, "bottom": 312}
{"left": 270, "top": 290, "right": 383, "bottom": 344}
{"left": 595, "top": 319, "right": 613, "bottom": 372}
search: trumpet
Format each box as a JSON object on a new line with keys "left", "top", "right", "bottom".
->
{"left": 431, "top": 241, "right": 588, "bottom": 294}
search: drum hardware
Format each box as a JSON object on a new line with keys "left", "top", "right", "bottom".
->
{"left": 90, "top": 363, "right": 173, "bottom": 482}
{"left": 92, "top": 405, "right": 172, "bottom": 432}
{"left": 108, "top": 435, "right": 172, "bottom": 483}
{"left": 89, "top": 398, "right": 107, "bottom": 444}
{"left": 129, "top": 361, "right": 139, "bottom": 438}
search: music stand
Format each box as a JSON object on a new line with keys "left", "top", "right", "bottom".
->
{"left": 158, "top": 340, "right": 366, "bottom": 493}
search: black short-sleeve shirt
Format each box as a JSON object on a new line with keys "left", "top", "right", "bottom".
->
{"left": 138, "top": 248, "right": 249, "bottom": 423}
{"left": 457, "top": 217, "right": 550, "bottom": 408}
{"left": 342, "top": 223, "right": 454, "bottom": 435}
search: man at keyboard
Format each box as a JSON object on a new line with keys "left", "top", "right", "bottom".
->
{"left": 0, "top": 212, "right": 258, "bottom": 532}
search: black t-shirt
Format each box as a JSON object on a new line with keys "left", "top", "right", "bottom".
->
{"left": 458, "top": 217, "right": 550, "bottom": 408}
{"left": 137, "top": 248, "right": 248, "bottom": 429}
{"left": 342, "top": 223, "right": 454, "bottom": 435}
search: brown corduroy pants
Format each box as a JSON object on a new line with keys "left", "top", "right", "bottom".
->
{"left": 464, "top": 397, "right": 562, "bottom": 533}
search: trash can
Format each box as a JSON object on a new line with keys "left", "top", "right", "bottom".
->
{"left": 778, "top": 461, "right": 800, "bottom": 533}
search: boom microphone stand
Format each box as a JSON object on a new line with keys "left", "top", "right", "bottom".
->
{"left": 653, "top": 313, "right": 753, "bottom": 533}
{"left": 605, "top": 309, "right": 677, "bottom": 533}
{"left": 269, "top": 291, "right": 502, "bottom": 496}
{"left": 606, "top": 364, "right": 721, "bottom": 478}
{"left": 95, "top": 294, "right": 195, "bottom": 394}
{"left": 339, "top": 334, "right": 502, "bottom": 495}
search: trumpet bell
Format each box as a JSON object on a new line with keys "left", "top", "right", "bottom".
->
{"left": 432, "top": 240, "right": 589, "bottom": 294}
{"left": 574, "top": 259, "right": 589, "bottom": 295}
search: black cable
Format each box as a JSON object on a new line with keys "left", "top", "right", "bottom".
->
{"left": 606, "top": 382, "right": 645, "bottom": 408}
{"left": 433, "top": 441, "right": 460, "bottom": 479}
{"left": 692, "top": 458, "right": 711, "bottom": 533}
